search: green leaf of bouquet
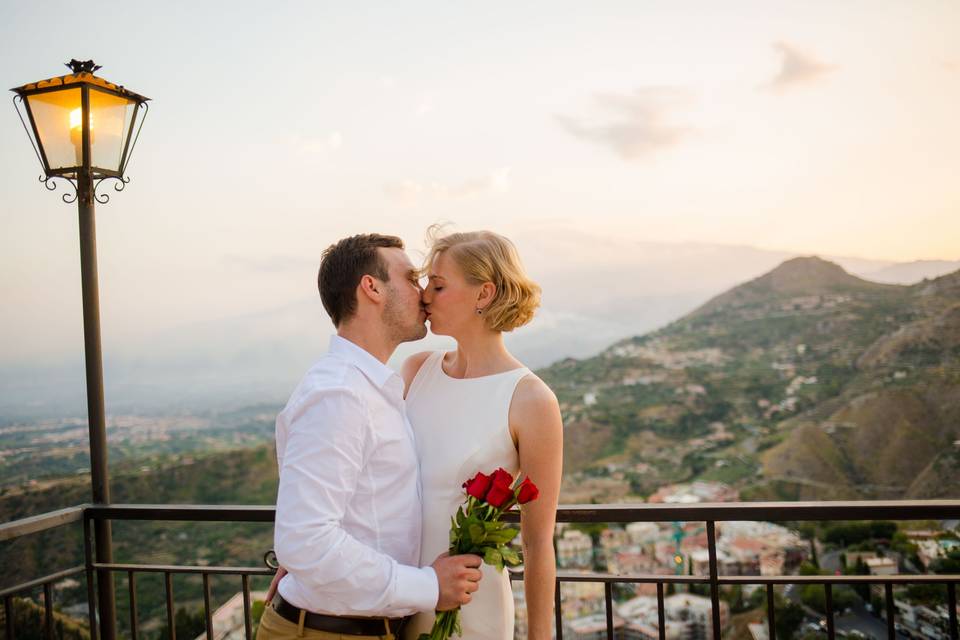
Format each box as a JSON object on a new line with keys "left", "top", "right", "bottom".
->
{"left": 483, "top": 531, "right": 511, "bottom": 544}
{"left": 456, "top": 507, "right": 466, "bottom": 526}
{"left": 469, "top": 523, "right": 486, "bottom": 543}
{"left": 484, "top": 547, "right": 502, "bottom": 567}
{"left": 501, "top": 546, "right": 521, "bottom": 565}
{"left": 485, "top": 528, "right": 520, "bottom": 544}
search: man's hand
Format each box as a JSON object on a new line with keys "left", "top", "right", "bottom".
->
{"left": 431, "top": 553, "right": 482, "bottom": 611}
{"left": 265, "top": 567, "right": 287, "bottom": 603}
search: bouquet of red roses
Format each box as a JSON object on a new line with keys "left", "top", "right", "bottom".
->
{"left": 418, "top": 468, "right": 539, "bottom": 640}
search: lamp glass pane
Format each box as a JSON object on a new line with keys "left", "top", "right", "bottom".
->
{"left": 89, "top": 89, "right": 137, "bottom": 173}
{"left": 26, "top": 88, "right": 83, "bottom": 171}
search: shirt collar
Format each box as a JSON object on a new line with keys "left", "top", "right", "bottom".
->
{"left": 328, "top": 335, "right": 396, "bottom": 389}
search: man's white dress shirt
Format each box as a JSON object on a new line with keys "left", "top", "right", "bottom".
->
{"left": 274, "top": 335, "right": 439, "bottom": 616}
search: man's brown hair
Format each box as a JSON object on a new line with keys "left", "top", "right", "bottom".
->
{"left": 318, "top": 234, "right": 404, "bottom": 327}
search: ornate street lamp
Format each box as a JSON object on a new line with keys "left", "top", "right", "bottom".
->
{"left": 12, "top": 60, "right": 149, "bottom": 640}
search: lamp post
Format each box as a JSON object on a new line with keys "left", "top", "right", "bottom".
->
{"left": 12, "top": 60, "right": 149, "bottom": 640}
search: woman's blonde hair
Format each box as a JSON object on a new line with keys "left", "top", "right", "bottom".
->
{"left": 424, "top": 226, "right": 541, "bottom": 332}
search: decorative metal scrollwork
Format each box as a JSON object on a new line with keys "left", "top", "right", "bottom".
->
{"left": 66, "top": 59, "right": 102, "bottom": 74}
{"left": 40, "top": 175, "right": 79, "bottom": 204}
{"left": 264, "top": 549, "right": 279, "bottom": 570}
{"left": 93, "top": 176, "right": 131, "bottom": 205}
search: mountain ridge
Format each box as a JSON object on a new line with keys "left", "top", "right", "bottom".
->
{"left": 541, "top": 256, "right": 960, "bottom": 502}
{"left": 689, "top": 256, "right": 902, "bottom": 320}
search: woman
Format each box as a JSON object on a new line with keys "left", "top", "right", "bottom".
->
{"left": 401, "top": 228, "right": 563, "bottom": 640}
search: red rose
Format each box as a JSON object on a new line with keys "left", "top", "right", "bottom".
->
{"left": 490, "top": 467, "right": 514, "bottom": 489}
{"left": 516, "top": 477, "right": 539, "bottom": 504}
{"left": 463, "top": 472, "right": 492, "bottom": 501}
{"left": 485, "top": 482, "right": 513, "bottom": 508}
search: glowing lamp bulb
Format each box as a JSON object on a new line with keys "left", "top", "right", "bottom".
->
{"left": 70, "top": 108, "right": 82, "bottom": 130}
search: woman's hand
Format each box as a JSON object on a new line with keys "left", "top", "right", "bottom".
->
{"left": 265, "top": 566, "right": 287, "bottom": 603}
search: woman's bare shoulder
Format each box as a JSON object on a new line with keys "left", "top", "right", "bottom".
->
{"left": 400, "top": 350, "right": 434, "bottom": 395}
{"left": 510, "top": 373, "right": 560, "bottom": 424}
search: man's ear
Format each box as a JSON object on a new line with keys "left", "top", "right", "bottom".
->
{"left": 358, "top": 274, "right": 382, "bottom": 304}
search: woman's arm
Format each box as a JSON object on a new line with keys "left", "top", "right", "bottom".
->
{"left": 511, "top": 375, "right": 563, "bottom": 640}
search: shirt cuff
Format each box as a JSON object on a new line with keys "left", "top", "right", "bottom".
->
{"left": 393, "top": 564, "right": 439, "bottom": 612}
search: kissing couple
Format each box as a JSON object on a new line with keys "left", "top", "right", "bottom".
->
{"left": 257, "top": 227, "right": 563, "bottom": 640}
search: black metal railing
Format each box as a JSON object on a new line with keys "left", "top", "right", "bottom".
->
{"left": 2, "top": 501, "right": 959, "bottom": 640}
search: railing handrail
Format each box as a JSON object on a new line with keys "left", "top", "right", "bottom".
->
{"left": 0, "top": 566, "right": 85, "bottom": 599}
{"left": 81, "top": 499, "right": 960, "bottom": 522}
{"left": 83, "top": 503, "right": 276, "bottom": 522}
{"left": 4, "top": 500, "right": 960, "bottom": 535}
{"left": 0, "top": 504, "right": 89, "bottom": 542}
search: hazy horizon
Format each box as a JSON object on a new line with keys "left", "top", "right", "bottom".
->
{"left": 2, "top": 1, "right": 958, "bottom": 415}
{"left": 1, "top": 239, "right": 957, "bottom": 420}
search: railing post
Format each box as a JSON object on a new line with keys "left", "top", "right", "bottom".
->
{"left": 83, "top": 513, "right": 100, "bottom": 640}
{"left": 165, "top": 573, "right": 176, "bottom": 640}
{"left": 554, "top": 579, "right": 563, "bottom": 640}
{"left": 948, "top": 582, "right": 958, "bottom": 640}
{"left": 42, "top": 583, "right": 53, "bottom": 640}
{"left": 4, "top": 595, "right": 14, "bottom": 640}
{"left": 128, "top": 571, "right": 139, "bottom": 640}
{"left": 824, "top": 582, "right": 834, "bottom": 640}
{"left": 706, "top": 521, "right": 721, "bottom": 640}
{"left": 241, "top": 575, "right": 253, "bottom": 640}
{"left": 766, "top": 583, "right": 776, "bottom": 640}
{"left": 656, "top": 582, "right": 666, "bottom": 640}
{"left": 603, "top": 582, "right": 613, "bottom": 640}
{"left": 884, "top": 582, "right": 895, "bottom": 640}
{"left": 202, "top": 573, "right": 213, "bottom": 640}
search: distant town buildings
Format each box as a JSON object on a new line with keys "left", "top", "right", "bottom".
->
{"left": 561, "top": 594, "right": 729, "bottom": 640}
{"left": 895, "top": 599, "right": 959, "bottom": 639}
{"left": 647, "top": 481, "right": 739, "bottom": 504}
{"left": 535, "top": 481, "right": 807, "bottom": 640}
{"left": 558, "top": 529, "right": 594, "bottom": 569}
{"left": 865, "top": 557, "right": 897, "bottom": 576}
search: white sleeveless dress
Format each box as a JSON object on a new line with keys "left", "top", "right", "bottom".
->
{"left": 403, "top": 351, "right": 530, "bottom": 640}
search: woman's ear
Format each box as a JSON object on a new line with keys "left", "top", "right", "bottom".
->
{"left": 477, "top": 282, "right": 497, "bottom": 309}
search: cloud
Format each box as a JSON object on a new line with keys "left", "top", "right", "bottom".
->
{"left": 383, "top": 168, "right": 511, "bottom": 205}
{"left": 556, "top": 87, "right": 695, "bottom": 161}
{"left": 290, "top": 131, "right": 343, "bottom": 154}
{"left": 766, "top": 41, "right": 835, "bottom": 92}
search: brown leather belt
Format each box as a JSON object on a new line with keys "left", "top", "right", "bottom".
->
{"left": 272, "top": 595, "right": 408, "bottom": 637}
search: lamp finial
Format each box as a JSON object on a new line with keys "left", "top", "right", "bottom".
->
{"left": 65, "top": 59, "right": 102, "bottom": 75}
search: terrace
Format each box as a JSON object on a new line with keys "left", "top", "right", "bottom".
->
{"left": 2, "top": 501, "right": 959, "bottom": 640}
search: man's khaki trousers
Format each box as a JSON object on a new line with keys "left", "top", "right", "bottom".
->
{"left": 256, "top": 604, "right": 392, "bottom": 640}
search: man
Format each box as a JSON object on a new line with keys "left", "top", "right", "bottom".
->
{"left": 257, "top": 234, "right": 482, "bottom": 640}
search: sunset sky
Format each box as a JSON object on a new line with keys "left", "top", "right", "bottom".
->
{"left": 1, "top": 1, "right": 959, "bottom": 371}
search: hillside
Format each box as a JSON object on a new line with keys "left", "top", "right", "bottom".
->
{"left": 540, "top": 257, "right": 960, "bottom": 502}
{"left": 0, "top": 446, "right": 278, "bottom": 634}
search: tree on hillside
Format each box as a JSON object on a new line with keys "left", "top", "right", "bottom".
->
{"left": 1, "top": 598, "right": 90, "bottom": 640}
{"left": 157, "top": 606, "right": 206, "bottom": 640}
